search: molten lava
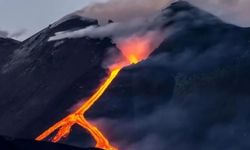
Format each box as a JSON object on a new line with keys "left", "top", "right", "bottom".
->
{"left": 36, "top": 69, "right": 121, "bottom": 150}
{"left": 36, "top": 32, "right": 161, "bottom": 150}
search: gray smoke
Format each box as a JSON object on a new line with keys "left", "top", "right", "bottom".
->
{"left": 76, "top": 0, "right": 250, "bottom": 27}
{"left": 76, "top": 0, "right": 171, "bottom": 24}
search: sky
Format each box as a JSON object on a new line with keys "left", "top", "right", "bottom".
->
{"left": 0, "top": 0, "right": 107, "bottom": 40}
{"left": 1, "top": 0, "right": 250, "bottom": 40}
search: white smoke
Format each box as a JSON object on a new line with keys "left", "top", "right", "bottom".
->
{"left": 48, "top": 14, "right": 166, "bottom": 41}
{"left": 48, "top": 19, "right": 150, "bottom": 41}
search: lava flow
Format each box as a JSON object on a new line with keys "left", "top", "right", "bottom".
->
{"left": 36, "top": 68, "right": 122, "bottom": 150}
{"left": 36, "top": 32, "right": 161, "bottom": 150}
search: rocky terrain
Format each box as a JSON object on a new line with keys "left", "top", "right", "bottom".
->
{"left": 0, "top": 1, "right": 250, "bottom": 150}
{"left": 0, "top": 136, "right": 101, "bottom": 150}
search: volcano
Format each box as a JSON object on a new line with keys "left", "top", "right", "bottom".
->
{"left": 1, "top": 1, "right": 250, "bottom": 150}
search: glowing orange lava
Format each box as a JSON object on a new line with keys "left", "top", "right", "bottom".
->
{"left": 36, "top": 33, "right": 160, "bottom": 150}
{"left": 36, "top": 69, "right": 121, "bottom": 150}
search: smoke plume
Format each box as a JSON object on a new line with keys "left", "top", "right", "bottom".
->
{"left": 49, "top": 8, "right": 168, "bottom": 70}
{"left": 76, "top": 0, "right": 171, "bottom": 24}
{"left": 76, "top": 0, "right": 250, "bottom": 27}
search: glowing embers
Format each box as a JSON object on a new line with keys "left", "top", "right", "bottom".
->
{"left": 116, "top": 31, "right": 163, "bottom": 65}
{"left": 36, "top": 69, "right": 121, "bottom": 150}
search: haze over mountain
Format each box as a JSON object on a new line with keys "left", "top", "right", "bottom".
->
{"left": 0, "top": 1, "right": 250, "bottom": 150}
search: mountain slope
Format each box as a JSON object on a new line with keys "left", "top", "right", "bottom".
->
{"left": 0, "top": 37, "right": 20, "bottom": 67}
{"left": 85, "top": 1, "right": 250, "bottom": 150}
{"left": 0, "top": 15, "right": 115, "bottom": 140}
{"left": 0, "top": 1, "right": 250, "bottom": 150}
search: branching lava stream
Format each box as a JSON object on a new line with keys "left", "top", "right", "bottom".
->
{"left": 36, "top": 63, "right": 138, "bottom": 150}
{"left": 35, "top": 32, "right": 160, "bottom": 150}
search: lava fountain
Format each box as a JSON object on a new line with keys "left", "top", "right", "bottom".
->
{"left": 36, "top": 31, "right": 163, "bottom": 150}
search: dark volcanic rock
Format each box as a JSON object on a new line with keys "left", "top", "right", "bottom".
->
{"left": 86, "top": 64, "right": 175, "bottom": 119}
{"left": 152, "top": 1, "right": 249, "bottom": 59}
{"left": 1, "top": 1, "right": 250, "bottom": 150}
{"left": 0, "top": 37, "right": 20, "bottom": 67}
{"left": 0, "top": 15, "right": 115, "bottom": 139}
{"left": 0, "top": 136, "right": 101, "bottom": 150}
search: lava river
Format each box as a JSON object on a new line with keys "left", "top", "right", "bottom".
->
{"left": 36, "top": 32, "right": 161, "bottom": 150}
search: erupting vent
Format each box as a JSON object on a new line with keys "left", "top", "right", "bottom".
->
{"left": 36, "top": 33, "right": 160, "bottom": 150}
